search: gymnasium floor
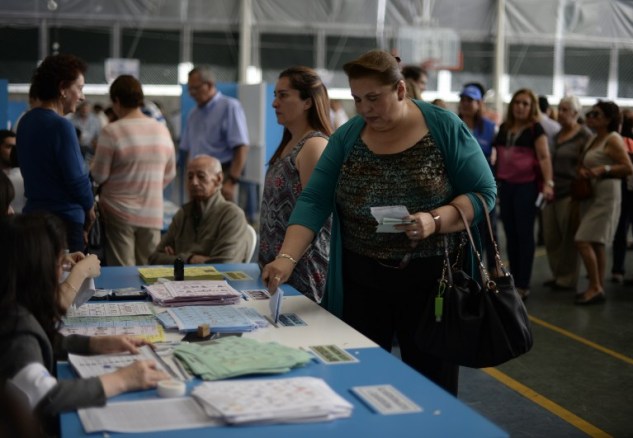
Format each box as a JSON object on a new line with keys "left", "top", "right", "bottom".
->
{"left": 454, "top": 246, "right": 633, "bottom": 437}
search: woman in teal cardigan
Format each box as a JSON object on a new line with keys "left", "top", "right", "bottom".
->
{"left": 263, "top": 50, "right": 496, "bottom": 395}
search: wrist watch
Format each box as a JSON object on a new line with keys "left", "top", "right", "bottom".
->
{"left": 604, "top": 165, "right": 611, "bottom": 175}
{"left": 546, "top": 180, "right": 555, "bottom": 188}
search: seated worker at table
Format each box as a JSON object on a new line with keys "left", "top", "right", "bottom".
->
{"left": 0, "top": 213, "right": 169, "bottom": 436}
{"left": 149, "top": 154, "right": 249, "bottom": 265}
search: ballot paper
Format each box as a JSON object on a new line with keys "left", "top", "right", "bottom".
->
{"left": 79, "top": 377, "right": 353, "bottom": 433}
{"left": 65, "top": 302, "right": 153, "bottom": 318}
{"left": 138, "top": 266, "right": 224, "bottom": 284}
{"left": 79, "top": 398, "right": 219, "bottom": 433}
{"left": 370, "top": 205, "right": 413, "bottom": 233}
{"left": 68, "top": 345, "right": 185, "bottom": 380}
{"left": 59, "top": 315, "right": 166, "bottom": 343}
{"left": 144, "top": 280, "right": 242, "bottom": 307}
{"left": 192, "top": 377, "right": 353, "bottom": 424}
{"left": 173, "top": 337, "right": 312, "bottom": 381}
{"left": 166, "top": 306, "right": 268, "bottom": 332}
{"left": 269, "top": 287, "right": 284, "bottom": 324}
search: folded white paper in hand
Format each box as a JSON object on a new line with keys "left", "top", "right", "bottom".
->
{"left": 61, "top": 271, "right": 97, "bottom": 309}
{"left": 72, "top": 277, "right": 97, "bottom": 309}
{"left": 370, "top": 205, "right": 412, "bottom": 233}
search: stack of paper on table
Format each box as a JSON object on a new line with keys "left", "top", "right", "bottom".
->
{"left": 78, "top": 377, "right": 352, "bottom": 433}
{"left": 173, "top": 337, "right": 312, "bottom": 380}
{"left": 192, "top": 377, "right": 353, "bottom": 424}
{"left": 144, "top": 280, "right": 241, "bottom": 306}
{"left": 65, "top": 302, "right": 153, "bottom": 318}
{"left": 156, "top": 306, "right": 268, "bottom": 333}
{"left": 79, "top": 398, "right": 219, "bottom": 434}
{"left": 68, "top": 344, "right": 187, "bottom": 380}
{"left": 138, "top": 266, "right": 224, "bottom": 284}
{"left": 61, "top": 303, "right": 163, "bottom": 342}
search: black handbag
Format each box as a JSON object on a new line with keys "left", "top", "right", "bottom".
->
{"left": 416, "top": 197, "right": 533, "bottom": 368}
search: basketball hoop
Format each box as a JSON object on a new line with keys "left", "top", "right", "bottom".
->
{"left": 422, "top": 51, "right": 464, "bottom": 72}
{"left": 396, "top": 26, "right": 463, "bottom": 72}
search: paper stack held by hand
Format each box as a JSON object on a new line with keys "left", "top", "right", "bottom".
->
{"left": 192, "top": 377, "right": 353, "bottom": 424}
{"left": 144, "top": 280, "right": 242, "bottom": 306}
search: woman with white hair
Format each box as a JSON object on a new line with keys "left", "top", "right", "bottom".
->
{"left": 542, "top": 95, "right": 592, "bottom": 291}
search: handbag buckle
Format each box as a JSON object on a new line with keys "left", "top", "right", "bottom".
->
{"left": 486, "top": 280, "right": 498, "bottom": 293}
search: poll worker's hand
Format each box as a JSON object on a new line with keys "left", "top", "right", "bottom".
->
{"left": 262, "top": 259, "right": 295, "bottom": 295}
{"left": 74, "top": 254, "right": 101, "bottom": 278}
{"left": 100, "top": 360, "right": 169, "bottom": 397}
{"left": 61, "top": 251, "right": 86, "bottom": 271}
{"left": 59, "top": 254, "right": 102, "bottom": 309}
{"left": 90, "top": 335, "right": 149, "bottom": 355}
{"left": 164, "top": 245, "right": 175, "bottom": 256}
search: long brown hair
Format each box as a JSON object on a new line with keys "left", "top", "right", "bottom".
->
{"left": 269, "top": 66, "right": 333, "bottom": 165}
{"left": 0, "top": 214, "right": 67, "bottom": 341}
{"left": 505, "top": 88, "right": 540, "bottom": 130}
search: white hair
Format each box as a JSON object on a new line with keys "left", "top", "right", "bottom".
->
{"left": 559, "top": 95, "right": 582, "bottom": 114}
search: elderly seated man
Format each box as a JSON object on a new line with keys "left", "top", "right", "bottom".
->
{"left": 149, "top": 155, "right": 249, "bottom": 264}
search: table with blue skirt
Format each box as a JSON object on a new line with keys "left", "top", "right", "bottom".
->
{"left": 59, "top": 264, "right": 508, "bottom": 438}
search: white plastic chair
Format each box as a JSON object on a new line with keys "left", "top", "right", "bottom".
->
{"left": 244, "top": 224, "right": 257, "bottom": 263}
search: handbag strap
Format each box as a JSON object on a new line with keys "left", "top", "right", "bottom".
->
{"left": 441, "top": 235, "right": 454, "bottom": 286}
{"left": 472, "top": 193, "right": 510, "bottom": 279}
{"left": 448, "top": 202, "right": 496, "bottom": 291}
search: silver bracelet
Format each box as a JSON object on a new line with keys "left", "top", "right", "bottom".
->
{"left": 276, "top": 253, "right": 298, "bottom": 265}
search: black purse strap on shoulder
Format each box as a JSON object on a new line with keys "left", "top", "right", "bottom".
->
{"left": 447, "top": 202, "right": 494, "bottom": 290}
{"left": 472, "top": 193, "right": 510, "bottom": 279}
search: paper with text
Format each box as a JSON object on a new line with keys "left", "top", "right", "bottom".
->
{"left": 78, "top": 397, "right": 219, "bottom": 433}
{"left": 370, "top": 205, "right": 412, "bottom": 233}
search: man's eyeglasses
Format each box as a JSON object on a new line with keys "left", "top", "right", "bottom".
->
{"left": 586, "top": 110, "right": 601, "bottom": 119}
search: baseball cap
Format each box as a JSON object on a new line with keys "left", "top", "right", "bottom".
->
{"left": 460, "top": 85, "right": 483, "bottom": 101}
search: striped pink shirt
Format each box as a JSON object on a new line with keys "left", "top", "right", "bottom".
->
{"left": 92, "top": 117, "right": 176, "bottom": 229}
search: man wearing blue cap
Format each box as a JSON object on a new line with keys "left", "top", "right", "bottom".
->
{"left": 458, "top": 82, "right": 499, "bottom": 271}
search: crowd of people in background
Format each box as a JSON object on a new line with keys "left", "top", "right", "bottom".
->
{"left": 2, "top": 51, "right": 633, "bottom": 302}
{"left": 3, "top": 47, "right": 633, "bottom": 432}
{"left": 2, "top": 51, "right": 633, "bottom": 301}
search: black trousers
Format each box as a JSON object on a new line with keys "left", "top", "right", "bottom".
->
{"left": 342, "top": 249, "right": 460, "bottom": 395}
